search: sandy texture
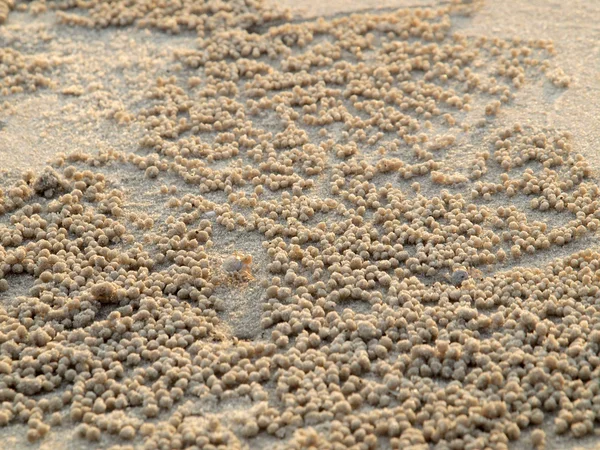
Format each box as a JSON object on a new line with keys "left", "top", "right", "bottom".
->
{"left": 1, "top": 0, "right": 600, "bottom": 449}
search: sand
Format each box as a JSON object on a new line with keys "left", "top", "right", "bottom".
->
{"left": 1, "top": 0, "right": 600, "bottom": 449}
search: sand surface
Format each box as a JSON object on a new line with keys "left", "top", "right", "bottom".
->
{"left": 1, "top": 0, "right": 600, "bottom": 449}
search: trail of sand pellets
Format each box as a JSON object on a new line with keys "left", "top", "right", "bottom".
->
{"left": 0, "top": 0, "right": 599, "bottom": 449}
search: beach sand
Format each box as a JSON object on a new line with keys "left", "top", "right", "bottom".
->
{"left": 1, "top": 1, "right": 600, "bottom": 449}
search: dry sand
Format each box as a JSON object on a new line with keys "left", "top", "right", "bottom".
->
{"left": 1, "top": 0, "right": 600, "bottom": 449}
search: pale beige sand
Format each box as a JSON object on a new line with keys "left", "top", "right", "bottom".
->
{"left": 1, "top": 1, "right": 600, "bottom": 449}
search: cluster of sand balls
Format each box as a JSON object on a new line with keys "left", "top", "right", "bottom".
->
{"left": 2, "top": 0, "right": 600, "bottom": 449}
{"left": 0, "top": 47, "right": 56, "bottom": 95}
{"left": 18, "top": 0, "right": 290, "bottom": 37}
